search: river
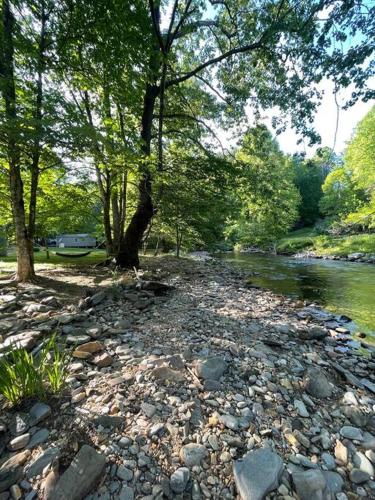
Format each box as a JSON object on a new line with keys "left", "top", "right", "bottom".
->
{"left": 219, "top": 252, "right": 375, "bottom": 343}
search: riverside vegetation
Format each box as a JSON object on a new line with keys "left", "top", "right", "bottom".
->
{"left": 0, "top": 255, "right": 375, "bottom": 499}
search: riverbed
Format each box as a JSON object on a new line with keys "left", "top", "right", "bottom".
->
{"left": 219, "top": 252, "right": 375, "bottom": 342}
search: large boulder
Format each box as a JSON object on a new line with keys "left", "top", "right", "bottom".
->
{"left": 233, "top": 448, "right": 283, "bottom": 500}
{"left": 193, "top": 357, "right": 228, "bottom": 380}
{"left": 303, "top": 367, "right": 332, "bottom": 398}
{"left": 52, "top": 445, "right": 105, "bottom": 500}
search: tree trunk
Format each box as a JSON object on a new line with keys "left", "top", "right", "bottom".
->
{"left": 102, "top": 174, "right": 113, "bottom": 256}
{"left": 28, "top": 0, "right": 46, "bottom": 244}
{"left": 111, "top": 190, "right": 121, "bottom": 254}
{"left": 1, "top": 0, "right": 34, "bottom": 281}
{"left": 116, "top": 84, "right": 158, "bottom": 268}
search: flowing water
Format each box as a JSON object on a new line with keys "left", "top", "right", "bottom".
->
{"left": 219, "top": 252, "right": 375, "bottom": 342}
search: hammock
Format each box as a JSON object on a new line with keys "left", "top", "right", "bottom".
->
{"left": 55, "top": 251, "right": 91, "bottom": 258}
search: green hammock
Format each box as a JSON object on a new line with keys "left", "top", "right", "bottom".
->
{"left": 55, "top": 251, "right": 91, "bottom": 258}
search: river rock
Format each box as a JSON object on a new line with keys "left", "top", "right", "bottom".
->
{"left": 193, "top": 357, "right": 227, "bottom": 380}
{"left": 294, "top": 399, "right": 309, "bottom": 417}
{"left": 28, "top": 402, "right": 51, "bottom": 426}
{"left": 233, "top": 448, "right": 283, "bottom": 500}
{"left": 26, "top": 447, "right": 60, "bottom": 479}
{"left": 27, "top": 428, "right": 49, "bottom": 449}
{"left": 170, "top": 467, "right": 190, "bottom": 493}
{"left": 299, "top": 326, "right": 327, "bottom": 340}
{"left": 353, "top": 451, "right": 375, "bottom": 477}
{"left": 90, "top": 291, "right": 107, "bottom": 305}
{"left": 303, "top": 367, "right": 332, "bottom": 398}
{"left": 51, "top": 445, "right": 105, "bottom": 499}
{"left": 323, "top": 471, "right": 344, "bottom": 495}
{"left": 0, "top": 451, "right": 30, "bottom": 493}
{"left": 350, "top": 468, "right": 370, "bottom": 484}
{"left": 219, "top": 414, "right": 239, "bottom": 431}
{"left": 292, "top": 469, "right": 326, "bottom": 500}
{"left": 340, "top": 425, "right": 363, "bottom": 441}
{"left": 8, "top": 433, "right": 30, "bottom": 451}
{"left": 75, "top": 341, "right": 103, "bottom": 353}
{"left": 92, "top": 352, "right": 113, "bottom": 367}
{"left": 180, "top": 444, "right": 207, "bottom": 467}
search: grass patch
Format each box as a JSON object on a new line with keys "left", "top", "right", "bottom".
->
{"left": 0, "top": 335, "right": 70, "bottom": 405}
{"left": 277, "top": 228, "right": 375, "bottom": 257}
{"left": 0, "top": 247, "right": 107, "bottom": 273}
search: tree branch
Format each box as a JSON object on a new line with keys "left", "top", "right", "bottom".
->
{"left": 165, "top": 39, "right": 264, "bottom": 88}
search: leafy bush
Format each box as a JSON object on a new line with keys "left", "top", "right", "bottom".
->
{"left": 0, "top": 335, "right": 70, "bottom": 405}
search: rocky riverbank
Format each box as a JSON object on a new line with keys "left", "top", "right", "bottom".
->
{"left": 291, "top": 251, "right": 375, "bottom": 264}
{"left": 0, "top": 256, "right": 375, "bottom": 500}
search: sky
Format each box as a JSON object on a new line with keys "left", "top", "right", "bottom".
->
{"left": 268, "top": 79, "right": 375, "bottom": 157}
{"left": 160, "top": 1, "right": 374, "bottom": 158}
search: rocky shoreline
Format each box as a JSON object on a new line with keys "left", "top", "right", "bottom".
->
{"left": 0, "top": 256, "right": 375, "bottom": 500}
{"left": 236, "top": 248, "right": 375, "bottom": 264}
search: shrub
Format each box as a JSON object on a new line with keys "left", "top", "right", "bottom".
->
{"left": 0, "top": 334, "right": 70, "bottom": 405}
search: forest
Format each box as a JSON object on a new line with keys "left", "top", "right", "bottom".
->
{"left": 1, "top": 0, "right": 374, "bottom": 281}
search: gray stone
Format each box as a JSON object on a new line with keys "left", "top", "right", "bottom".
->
{"left": 353, "top": 451, "right": 374, "bottom": 477}
{"left": 323, "top": 471, "right": 344, "bottom": 494}
{"left": 0, "top": 451, "right": 30, "bottom": 493}
{"left": 304, "top": 367, "right": 332, "bottom": 398}
{"left": 66, "top": 334, "right": 91, "bottom": 345}
{"left": 299, "top": 326, "right": 327, "bottom": 340}
{"left": 342, "top": 406, "right": 369, "bottom": 427}
{"left": 170, "top": 467, "right": 190, "bottom": 493}
{"left": 292, "top": 469, "right": 326, "bottom": 500}
{"left": 52, "top": 445, "right": 105, "bottom": 500}
{"left": 340, "top": 425, "right": 363, "bottom": 441}
{"left": 194, "top": 357, "right": 227, "bottom": 380}
{"left": 294, "top": 399, "right": 309, "bottom": 417}
{"left": 321, "top": 452, "right": 336, "bottom": 470}
{"left": 28, "top": 402, "right": 51, "bottom": 427}
{"left": 118, "top": 485, "right": 134, "bottom": 500}
{"left": 93, "top": 415, "right": 124, "bottom": 429}
{"left": 26, "top": 447, "right": 60, "bottom": 479}
{"left": 180, "top": 444, "right": 207, "bottom": 467}
{"left": 116, "top": 465, "right": 133, "bottom": 482}
{"left": 203, "top": 379, "right": 222, "bottom": 391}
{"left": 219, "top": 414, "right": 239, "bottom": 431}
{"left": 233, "top": 448, "right": 283, "bottom": 500}
{"left": 90, "top": 291, "right": 106, "bottom": 305}
{"left": 360, "top": 378, "right": 375, "bottom": 394}
{"left": 350, "top": 468, "right": 370, "bottom": 484}
{"left": 27, "top": 428, "right": 49, "bottom": 449}
{"left": 141, "top": 402, "right": 156, "bottom": 418}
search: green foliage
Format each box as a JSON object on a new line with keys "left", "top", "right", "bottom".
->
{"left": 320, "top": 106, "right": 375, "bottom": 231}
{"left": 0, "top": 334, "right": 70, "bottom": 405}
{"left": 291, "top": 148, "right": 336, "bottom": 226}
{"left": 277, "top": 228, "right": 375, "bottom": 256}
{"left": 150, "top": 143, "right": 233, "bottom": 254}
{"left": 226, "top": 125, "right": 300, "bottom": 248}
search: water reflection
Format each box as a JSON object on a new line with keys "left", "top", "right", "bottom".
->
{"left": 219, "top": 252, "right": 375, "bottom": 338}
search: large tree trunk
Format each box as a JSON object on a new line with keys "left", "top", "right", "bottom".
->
{"left": 1, "top": 0, "right": 34, "bottom": 281}
{"left": 28, "top": 0, "right": 46, "bottom": 244}
{"left": 102, "top": 171, "right": 113, "bottom": 255}
{"left": 116, "top": 84, "right": 158, "bottom": 268}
